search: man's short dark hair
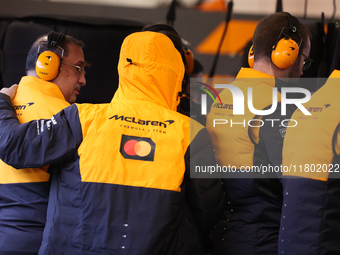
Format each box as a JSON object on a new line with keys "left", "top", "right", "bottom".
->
{"left": 252, "top": 12, "right": 312, "bottom": 62}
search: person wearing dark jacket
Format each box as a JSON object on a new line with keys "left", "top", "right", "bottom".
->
{"left": 0, "top": 31, "right": 224, "bottom": 254}
{"left": 206, "top": 12, "right": 312, "bottom": 255}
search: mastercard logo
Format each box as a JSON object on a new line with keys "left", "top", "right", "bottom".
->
{"left": 120, "top": 135, "right": 155, "bottom": 161}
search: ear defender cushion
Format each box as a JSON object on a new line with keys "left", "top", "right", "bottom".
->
{"left": 36, "top": 51, "right": 61, "bottom": 81}
{"left": 271, "top": 37, "right": 299, "bottom": 69}
{"left": 248, "top": 45, "right": 254, "bottom": 68}
{"left": 184, "top": 48, "right": 194, "bottom": 75}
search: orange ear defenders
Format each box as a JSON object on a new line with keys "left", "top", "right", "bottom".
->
{"left": 248, "top": 45, "right": 254, "bottom": 68}
{"left": 183, "top": 45, "right": 194, "bottom": 75}
{"left": 36, "top": 31, "right": 65, "bottom": 81}
{"left": 248, "top": 13, "right": 302, "bottom": 69}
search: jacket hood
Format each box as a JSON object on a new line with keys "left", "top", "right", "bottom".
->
{"left": 112, "top": 31, "right": 185, "bottom": 111}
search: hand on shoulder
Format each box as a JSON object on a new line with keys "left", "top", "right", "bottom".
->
{"left": 0, "top": 84, "right": 18, "bottom": 100}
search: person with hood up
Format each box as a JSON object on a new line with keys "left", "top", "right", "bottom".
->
{"left": 0, "top": 31, "right": 225, "bottom": 254}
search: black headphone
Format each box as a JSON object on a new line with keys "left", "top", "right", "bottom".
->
{"left": 36, "top": 31, "right": 65, "bottom": 81}
{"left": 249, "top": 13, "right": 302, "bottom": 69}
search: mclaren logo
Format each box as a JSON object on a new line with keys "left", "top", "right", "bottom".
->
{"left": 297, "top": 104, "right": 331, "bottom": 113}
{"left": 14, "top": 102, "right": 34, "bottom": 110}
{"left": 109, "top": 115, "right": 175, "bottom": 128}
{"left": 213, "top": 103, "right": 233, "bottom": 110}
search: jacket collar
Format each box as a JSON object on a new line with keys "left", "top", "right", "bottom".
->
{"left": 19, "top": 76, "right": 66, "bottom": 100}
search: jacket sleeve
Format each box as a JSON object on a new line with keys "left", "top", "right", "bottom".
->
{"left": 0, "top": 93, "right": 83, "bottom": 169}
{"left": 184, "top": 127, "right": 226, "bottom": 233}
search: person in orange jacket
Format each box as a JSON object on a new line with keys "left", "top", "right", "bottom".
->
{"left": 280, "top": 69, "right": 340, "bottom": 255}
{"left": 0, "top": 30, "right": 225, "bottom": 254}
{"left": 206, "top": 12, "right": 312, "bottom": 255}
{"left": 0, "top": 31, "right": 86, "bottom": 255}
